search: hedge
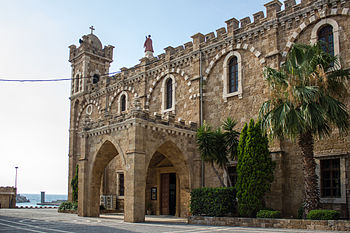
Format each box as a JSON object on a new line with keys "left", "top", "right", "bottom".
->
{"left": 256, "top": 210, "right": 281, "bottom": 218}
{"left": 306, "top": 209, "right": 340, "bottom": 220}
{"left": 59, "top": 201, "right": 77, "bottom": 211}
{"left": 190, "top": 187, "right": 236, "bottom": 217}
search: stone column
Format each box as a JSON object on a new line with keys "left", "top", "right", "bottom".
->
{"left": 78, "top": 158, "right": 90, "bottom": 216}
{"left": 124, "top": 151, "right": 146, "bottom": 222}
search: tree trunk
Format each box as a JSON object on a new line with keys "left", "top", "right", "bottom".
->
{"left": 223, "top": 166, "right": 233, "bottom": 187}
{"left": 210, "top": 161, "right": 226, "bottom": 187}
{"left": 298, "top": 131, "right": 320, "bottom": 215}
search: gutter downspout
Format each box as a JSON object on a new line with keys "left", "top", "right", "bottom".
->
{"left": 199, "top": 49, "right": 205, "bottom": 187}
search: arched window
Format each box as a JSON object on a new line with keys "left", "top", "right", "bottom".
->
{"left": 120, "top": 95, "right": 126, "bottom": 112}
{"left": 166, "top": 78, "right": 173, "bottom": 109}
{"left": 311, "top": 19, "right": 339, "bottom": 66}
{"left": 161, "top": 74, "right": 176, "bottom": 113}
{"left": 222, "top": 51, "right": 243, "bottom": 101}
{"left": 118, "top": 91, "right": 128, "bottom": 113}
{"left": 318, "top": 25, "right": 334, "bottom": 56}
{"left": 228, "top": 57, "right": 238, "bottom": 93}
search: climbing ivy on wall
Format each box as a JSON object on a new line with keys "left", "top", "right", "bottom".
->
{"left": 71, "top": 165, "right": 79, "bottom": 203}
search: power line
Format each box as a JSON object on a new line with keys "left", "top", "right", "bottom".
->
{"left": 0, "top": 71, "right": 121, "bottom": 83}
{"left": 0, "top": 58, "right": 160, "bottom": 83}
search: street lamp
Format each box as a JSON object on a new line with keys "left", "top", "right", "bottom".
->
{"left": 15, "top": 167, "right": 18, "bottom": 189}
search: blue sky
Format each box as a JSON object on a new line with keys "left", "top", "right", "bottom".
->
{"left": 0, "top": 0, "right": 298, "bottom": 194}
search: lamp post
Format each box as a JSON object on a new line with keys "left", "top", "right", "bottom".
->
{"left": 15, "top": 166, "right": 18, "bottom": 189}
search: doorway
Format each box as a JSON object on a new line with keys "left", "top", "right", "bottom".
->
{"left": 161, "top": 173, "right": 176, "bottom": 215}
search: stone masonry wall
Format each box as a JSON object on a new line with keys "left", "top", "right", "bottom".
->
{"left": 68, "top": 0, "right": 350, "bottom": 220}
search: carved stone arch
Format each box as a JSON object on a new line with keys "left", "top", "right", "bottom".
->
{"left": 90, "top": 137, "right": 126, "bottom": 168}
{"left": 82, "top": 140, "right": 121, "bottom": 216}
{"left": 146, "top": 68, "right": 192, "bottom": 108}
{"left": 203, "top": 44, "right": 265, "bottom": 80}
{"left": 281, "top": 9, "right": 349, "bottom": 59}
{"left": 310, "top": 18, "right": 340, "bottom": 58}
{"left": 75, "top": 99, "right": 102, "bottom": 128}
{"left": 145, "top": 139, "right": 191, "bottom": 217}
{"left": 108, "top": 86, "right": 136, "bottom": 111}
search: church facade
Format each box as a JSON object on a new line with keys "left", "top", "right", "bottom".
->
{"left": 67, "top": 0, "right": 350, "bottom": 222}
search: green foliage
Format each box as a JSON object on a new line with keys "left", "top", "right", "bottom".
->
{"left": 71, "top": 165, "right": 79, "bottom": 203}
{"left": 235, "top": 119, "right": 275, "bottom": 217}
{"left": 58, "top": 201, "right": 74, "bottom": 210}
{"left": 72, "top": 201, "right": 78, "bottom": 210}
{"left": 306, "top": 209, "right": 340, "bottom": 220}
{"left": 260, "top": 43, "right": 350, "bottom": 141}
{"left": 100, "top": 204, "right": 106, "bottom": 210}
{"left": 256, "top": 210, "right": 281, "bottom": 218}
{"left": 297, "top": 205, "right": 304, "bottom": 219}
{"left": 196, "top": 119, "right": 239, "bottom": 187}
{"left": 190, "top": 187, "right": 236, "bottom": 217}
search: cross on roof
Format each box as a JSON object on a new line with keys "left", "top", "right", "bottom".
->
{"left": 89, "top": 26, "right": 95, "bottom": 34}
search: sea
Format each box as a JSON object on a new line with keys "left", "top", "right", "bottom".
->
{"left": 16, "top": 193, "right": 68, "bottom": 207}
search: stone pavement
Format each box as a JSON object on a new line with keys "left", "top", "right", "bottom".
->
{"left": 0, "top": 209, "right": 348, "bottom": 233}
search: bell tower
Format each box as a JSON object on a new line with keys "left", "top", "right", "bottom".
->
{"left": 68, "top": 26, "right": 114, "bottom": 96}
{"left": 67, "top": 27, "right": 114, "bottom": 201}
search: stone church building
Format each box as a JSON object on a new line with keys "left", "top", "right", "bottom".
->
{"left": 67, "top": 0, "right": 350, "bottom": 222}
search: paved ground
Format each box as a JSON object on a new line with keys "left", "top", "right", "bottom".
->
{"left": 0, "top": 209, "right": 347, "bottom": 233}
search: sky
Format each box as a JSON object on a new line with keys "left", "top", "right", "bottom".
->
{"left": 0, "top": 0, "right": 298, "bottom": 195}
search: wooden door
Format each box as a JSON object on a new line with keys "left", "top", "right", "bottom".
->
{"left": 161, "top": 173, "right": 170, "bottom": 214}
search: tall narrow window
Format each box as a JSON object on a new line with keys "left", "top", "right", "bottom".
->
{"left": 321, "top": 159, "right": 340, "bottom": 198}
{"left": 228, "top": 57, "right": 238, "bottom": 93}
{"left": 121, "top": 94, "right": 126, "bottom": 112}
{"left": 166, "top": 78, "right": 173, "bottom": 109}
{"left": 318, "top": 25, "right": 334, "bottom": 56}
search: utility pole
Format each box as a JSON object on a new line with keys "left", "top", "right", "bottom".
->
{"left": 15, "top": 166, "right": 18, "bottom": 190}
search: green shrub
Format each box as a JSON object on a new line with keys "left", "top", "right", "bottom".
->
{"left": 190, "top": 187, "right": 236, "bottom": 217}
{"left": 236, "top": 120, "right": 275, "bottom": 217}
{"left": 306, "top": 209, "right": 340, "bottom": 220}
{"left": 72, "top": 202, "right": 78, "bottom": 210}
{"left": 256, "top": 210, "right": 281, "bottom": 218}
{"left": 59, "top": 201, "right": 73, "bottom": 211}
{"left": 100, "top": 204, "right": 106, "bottom": 210}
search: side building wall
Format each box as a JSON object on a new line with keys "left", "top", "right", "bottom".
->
{"left": 0, "top": 187, "right": 16, "bottom": 208}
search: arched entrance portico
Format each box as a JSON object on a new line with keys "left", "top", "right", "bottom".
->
{"left": 78, "top": 140, "right": 124, "bottom": 217}
{"left": 145, "top": 141, "right": 191, "bottom": 217}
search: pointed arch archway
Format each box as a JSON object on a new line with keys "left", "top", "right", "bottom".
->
{"left": 78, "top": 140, "right": 123, "bottom": 217}
{"left": 145, "top": 140, "right": 191, "bottom": 217}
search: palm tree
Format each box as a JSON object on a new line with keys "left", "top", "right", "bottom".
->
{"left": 259, "top": 43, "right": 349, "bottom": 214}
{"left": 196, "top": 118, "right": 239, "bottom": 187}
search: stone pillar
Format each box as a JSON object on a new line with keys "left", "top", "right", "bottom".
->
{"left": 124, "top": 151, "right": 146, "bottom": 222}
{"left": 78, "top": 158, "right": 90, "bottom": 216}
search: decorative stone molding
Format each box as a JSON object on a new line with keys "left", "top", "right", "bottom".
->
{"left": 203, "top": 44, "right": 264, "bottom": 81}
{"left": 76, "top": 99, "right": 102, "bottom": 128}
{"left": 281, "top": 9, "right": 349, "bottom": 59}
{"left": 108, "top": 87, "right": 135, "bottom": 111}
{"left": 146, "top": 68, "right": 192, "bottom": 108}
{"left": 310, "top": 18, "right": 340, "bottom": 59}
